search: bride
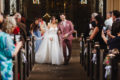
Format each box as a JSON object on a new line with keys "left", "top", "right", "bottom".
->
{"left": 35, "top": 16, "right": 64, "bottom": 65}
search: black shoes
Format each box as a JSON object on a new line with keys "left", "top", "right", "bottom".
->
{"left": 63, "top": 60, "right": 69, "bottom": 65}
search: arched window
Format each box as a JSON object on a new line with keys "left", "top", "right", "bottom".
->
{"left": 33, "top": 0, "right": 40, "bottom": 5}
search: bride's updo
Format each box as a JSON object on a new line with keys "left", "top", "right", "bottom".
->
{"left": 50, "top": 16, "right": 56, "bottom": 24}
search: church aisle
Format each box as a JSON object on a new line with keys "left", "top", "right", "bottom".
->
{"left": 27, "top": 39, "right": 89, "bottom": 80}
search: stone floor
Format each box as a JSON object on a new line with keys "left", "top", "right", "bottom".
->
{"left": 27, "top": 39, "right": 89, "bottom": 80}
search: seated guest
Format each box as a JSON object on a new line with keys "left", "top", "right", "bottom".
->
{"left": 102, "top": 22, "right": 120, "bottom": 50}
{"left": 89, "top": 14, "right": 106, "bottom": 49}
{"left": 14, "top": 13, "right": 27, "bottom": 42}
{"left": 108, "top": 10, "right": 120, "bottom": 38}
{"left": 0, "top": 16, "right": 22, "bottom": 80}
{"left": 89, "top": 13, "right": 98, "bottom": 35}
{"left": 104, "top": 11, "right": 113, "bottom": 31}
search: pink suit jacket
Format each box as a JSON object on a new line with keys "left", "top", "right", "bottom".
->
{"left": 58, "top": 20, "right": 74, "bottom": 40}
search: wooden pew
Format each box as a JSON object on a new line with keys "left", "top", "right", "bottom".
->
{"left": 26, "top": 37, "right": 31, "bottom": 76}
{"left": 86, "top": 38, "right": 91, "bottom": 76}
{"left": 80, "top": 33, "right": 85, "bottom": 66}
{"left": 0, "top": 66, "right": 2, "bottom": 80}
{"left": 80, "top": 38, "right": 120, "bottom": 80}
{"left": 99, "top": 49, "right": 105, "bottom": 80}
{"left": 32, "top": 36, "right": 35, "bottom": 66}
{"left": 12, "top": 36, "right": 35, "bottom": 80}
{"left": 117, "top": 63, "right": 120, "bottom": 80}
{"left": 110, "top": 54, "right": 120, "bottom": 80}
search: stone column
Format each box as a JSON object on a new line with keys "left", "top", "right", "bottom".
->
{"left": 10, "top": 0, "right": 17, "bottom": 15}
{"left": 0, "top": 0, "right": 4, "bottom": 13}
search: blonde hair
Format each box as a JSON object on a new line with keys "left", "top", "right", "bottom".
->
{"left": 14, "top": 13, "right": 21, "bottom": 19}
{"left": 2, "top": 16, "right": 16, "bottom": 33}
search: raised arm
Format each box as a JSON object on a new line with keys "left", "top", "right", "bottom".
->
{"left": 57, "top": 23, "right": 62, "bottom": 35}
{"left": 101, "top": 30, "right": 108, "bottom": 44}
{"left": 5, "top": 35, "right": 22, "bottom": 58}
{"left": 89, "top": 26, "right": 99, "bottom": 40}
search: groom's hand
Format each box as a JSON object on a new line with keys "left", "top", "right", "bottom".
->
{"left": 63, "top": 34, "right": 68, "bottom": 38}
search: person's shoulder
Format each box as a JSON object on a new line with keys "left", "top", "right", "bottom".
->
{"left": 58, "top": 21, "right": 62, "bottom": 25}
{"left": 20, "top": 22, "right": 26, "bottom": 27}
{"left": 0, "top": 32, "right": 7, "bottom": 37}
{"left": 3, "top": 33, "right": 11, "bottom": 39}
{"left": 116, "top": 36, "right": 120, "bottom": 40}
{"left": 1, "top": 32, "right": 8, "bottom": 36}
{"left": 47, "top": 23, "right": 51, "bottom": 28}
{"left": 43, "top": 21, "right": 46, "bottom": 23}
{"left": 108, "top": 36, "right": 120, "bottom": 43}
{"left": 66, "top": 20, "right": 72, "bottom": 23}
{"left": 67, "top": 20, "right": 73, "bottom": 25}
{"left": 48, "top": 22, "right": 51, "bottom": 26}
{"left": 18, "top": 22, "right": 25, "bottom": 26}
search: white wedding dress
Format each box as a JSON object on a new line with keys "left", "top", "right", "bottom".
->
{"left": 35, "top": 27, "right": 64, "bottom": 65}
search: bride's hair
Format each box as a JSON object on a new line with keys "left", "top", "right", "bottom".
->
{"left": 50, "top": 16, "right": 56, "bottom": 22}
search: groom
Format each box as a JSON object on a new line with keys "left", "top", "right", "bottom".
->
{"left": 58, "top": 13, "right": 74, "bottom": 65}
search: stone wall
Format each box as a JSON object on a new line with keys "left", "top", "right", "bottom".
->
{"left": 0, "top": 0, "right": 4, "bottom": 13}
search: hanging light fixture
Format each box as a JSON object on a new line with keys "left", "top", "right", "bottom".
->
{"left": 64, "top": 2, "right": 66, "bottom": 14}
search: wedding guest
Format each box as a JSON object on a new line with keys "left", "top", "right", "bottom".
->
{"left": 111, "top": 10, "right": 120, "bottom": 37}
{"left": 102, "top": 21, "right": 120, "bottom": 50}
{"left": 38, "top": 17, "right": 47, "bottom": 36}
{"left": 89, "top": 14, "right": 106, "bottom": 49}
{"left": 30, "top": 19, "right": 41, "bottom": 52}
{"left": 89, "top": 13, "right": 98, "bottom": 35}
{"left": 107, "top": 10, "right": 120, "bottom": 39}
{"left": 0, "top": 16, "right": 22, "bottom": 80}
{"left": 104, "top": 11, "right": 113, "bottom": 30}
{"left": 14, "top": 13, "right": 27, "bottom": 42}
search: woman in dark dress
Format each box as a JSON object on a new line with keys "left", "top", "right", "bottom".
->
{"left": 90, "top": 14, "right": 106, "bottom": 49}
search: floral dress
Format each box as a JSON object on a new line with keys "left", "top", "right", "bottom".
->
{"left": 0, "top": 32, "right": 15, "bottom": 80}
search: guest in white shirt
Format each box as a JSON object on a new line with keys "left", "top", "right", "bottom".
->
{"left": 104, "top": 12, "right": 113, "bottom": 30}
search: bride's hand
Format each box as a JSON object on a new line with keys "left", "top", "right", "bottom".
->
{"left": 58, "top": 31, "right": 61, "bottom": 34}
{"left": 50, "top": 37, "right": 53, "bottom": 41}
